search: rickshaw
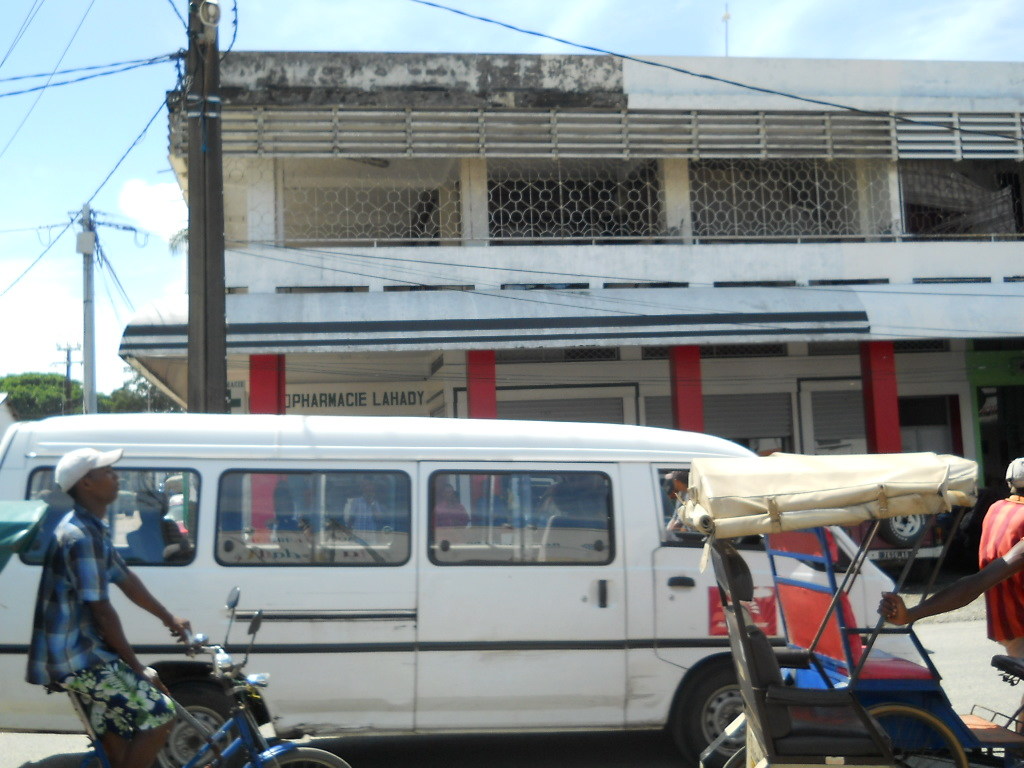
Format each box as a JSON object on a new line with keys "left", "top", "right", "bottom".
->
{"left": 683, "top": 452, "right": 1024, "bottom": 768}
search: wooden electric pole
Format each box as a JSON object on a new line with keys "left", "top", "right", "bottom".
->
{"left": 185, "top": 0, "right": 227, "bottom": 413}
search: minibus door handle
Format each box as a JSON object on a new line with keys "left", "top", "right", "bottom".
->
{"left": 667, "top": 576, "right": 696, "bottom": 588}
{"left": 597, "top": 579, "right": 608, "bottom": 608}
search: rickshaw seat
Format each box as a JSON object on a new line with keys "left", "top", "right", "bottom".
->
{"left": 774, "top": 581, "right": 933, "bottom": 681}
{"left": 711, "top": 540, "right": 894, "bottom": 764}
{"left": 769, "top": 530, "right": 934, "bottom": 684}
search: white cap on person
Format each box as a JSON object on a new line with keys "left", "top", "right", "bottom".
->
{"left": 1006, "top": 457, "right": 1024, "bottom": 492}
{"left": 55, "top": 447, "right": 124, "bottom": 493}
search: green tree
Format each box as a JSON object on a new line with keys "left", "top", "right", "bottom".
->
{"left": 102, "top": 373, "right": 182, "bottom": 413}
{"left": 0, "top": 372, "right": 81, "bottom": 419}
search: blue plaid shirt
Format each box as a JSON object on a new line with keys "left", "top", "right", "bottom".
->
{"left": 26, "top": 506, "right": 129, "bottom": 685}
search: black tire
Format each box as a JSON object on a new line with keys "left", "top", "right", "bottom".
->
{"left": 158, "top": 680, "right": 235, "bottom": 768}
{"left": 272, "top": 746, "right": 353, "bottom": 768}
{"left": 669, "top": 661, "right": 744, "bottom": 768}
{"left": 867, "top": 702, "right": 970, "bottom": 768}
{"left": 879, "top": 515, "right": 927, "bottom": 547}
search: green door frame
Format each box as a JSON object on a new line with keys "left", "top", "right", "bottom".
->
{"left": 966, "top": 349, "right": 1024, "bottom": 482}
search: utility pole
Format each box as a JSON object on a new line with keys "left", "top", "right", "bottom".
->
{"left": 76, "top": 204, "right": 98, "bottom": 414}
{"left": 723, "top": 4, "right": 731, "bottom": 57}
{"left": 185, "top": 0, "right": 227, "bottom": 413}
{"left": 55, "top": 343, "right": 80, "bottom": 414}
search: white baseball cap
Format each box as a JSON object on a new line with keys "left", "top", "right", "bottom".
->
{"left": 55, "top": 447, "right": 124, "bottom": 493}
{"left": 1006, "top": 457, "right": 1024, "bottom": 490}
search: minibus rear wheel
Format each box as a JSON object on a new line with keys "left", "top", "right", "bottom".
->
{"left": 669, "top": 660, "right": 742, "bottom": 768}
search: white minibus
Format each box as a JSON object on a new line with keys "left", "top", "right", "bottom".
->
{"left": 0, "top": 413, "right": 895, "bottom": 765}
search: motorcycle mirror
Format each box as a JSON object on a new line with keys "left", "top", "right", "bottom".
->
{"left": 224, "top": 587, "right": 241, "bottom": 647}
{"left": 243, "top": 609, "right": 263, "bottom": 668}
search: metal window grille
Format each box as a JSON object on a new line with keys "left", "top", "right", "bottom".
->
{"left": 275, "top": 158, "right": 462, "bottom": 245}
{"left": 642, "top": 344, "right": 787, "bottom": 359}
{"left": 690, "top": 159, "right": 892, "bottom": 239}
{"left": 276, "top": 285, "right": 369, "bottom": 293}
{"left": 501, "top": 282, "right": 589, "bottom": 290}
{"left": 487, "top": 158, "right": 664, "bottom": 242}
{"left": 495, "top": 347, "right": 620, "bottom": 363}
{"left": 702, "top": 344, "right": 787, "bottom": 358}
{"left": 900, "top": 160, "right": 1023, "bottom": 236}
{"left": 892, "top": 340, "right": 951, "bottom": 353}
{"left": 641, "top": 346, "right": 670, "bottom": 360}
{"left": 809, "top": 278, "right": 889, "bottom": 286}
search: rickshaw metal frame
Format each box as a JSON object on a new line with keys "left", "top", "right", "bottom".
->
{"left": 686, "top": 452, "right": 1024, "bottom": 768}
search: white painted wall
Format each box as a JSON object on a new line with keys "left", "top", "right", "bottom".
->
{"left": 623, "top": 57, "right": 1024, "bottom": 112}
{"left": 225, "top": 240, "right": 1024, "bottom": 294}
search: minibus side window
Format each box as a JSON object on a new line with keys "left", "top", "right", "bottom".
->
{"left": 24, "top": 468, "right": 199, "bottom": 566}
{"left": 428, "top": 471, "right": 613, "bottom": 565}
{"left": 216, "top": 470, "right": 411, "bottom": 566}
{"left": 658, "top": 466, "right": 702, "bottom": 547}
{"left": 657, "top": 466, "right": 763, "bottom": 550}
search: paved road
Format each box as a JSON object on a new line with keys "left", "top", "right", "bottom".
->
{"left": 5, "top": 587, "right": 1018, "bottom": 768}
{"left": 1, "top": 728, "right": 684, "bottom": 768}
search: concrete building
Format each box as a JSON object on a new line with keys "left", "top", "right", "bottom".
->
{"left": 122, "top": 53, "right": 1024, "bottom": 487}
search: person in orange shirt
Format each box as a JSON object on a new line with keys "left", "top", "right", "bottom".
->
{"left": 880, "top": 458, "right": 1024, "bottom": 660}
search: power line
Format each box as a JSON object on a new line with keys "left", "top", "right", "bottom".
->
{"left": 0, "top": 220, "right": 73, "bottom": 299}
{"left": 0, "top": 55, "right": 177, "bottom": 99}
{"left": 222, "top": 0, "right": 239, "bottom": 58}
{"left": 95, "top": 237, "right": 135, "bottom": 311}
{"left": 0, "top": 0, "right": 46, "bottom": 72}
{"left": 407, "top": 0, "right": 1024, "bottom": 145}
{"left": 0, "top": 0, "right": 97, "bottom": 162}
{"left": 0, "top": 222, "right": 67, "bottom": 236}
{"left": 86, "top": 99, "right": 166, "bottom": 203}
{"left": 0, "top": 99, "right": 166, "bottom": 299}
{"left": 164, "top": 0, "right": 188, "bottom": 30}
{"left": 0, "top": 52, "right": 179, "bottom": 83}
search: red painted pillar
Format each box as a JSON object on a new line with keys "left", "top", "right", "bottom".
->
{"left": 466, "top": 350, "right": 498, "bottom": 419}
{"left": 669, "top": 345, "right": 704, "bottom": 432}
{"left": 249, "top": 354, "right": 286, "bottom": 414}
{"left": 859, "top": 341, "right": 902, "bottom": 453}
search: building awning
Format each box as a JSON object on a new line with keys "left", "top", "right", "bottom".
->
{"left": 120, "top": 283, "right": 1024, "bottom": 360}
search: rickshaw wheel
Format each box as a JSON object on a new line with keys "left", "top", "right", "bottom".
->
{"left": 867, "top": 702, "right": 970, "bottom": 768}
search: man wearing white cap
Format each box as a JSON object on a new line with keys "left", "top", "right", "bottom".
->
{"left": 25, "top": 447, "right": 191, "bottom": 768}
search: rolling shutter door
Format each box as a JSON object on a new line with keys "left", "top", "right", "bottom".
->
{"left": 497, "top": 397, "right": 625, "bottom": 424}
{"left": 644, "top": 393, "right": 793, "bottom": 440}
{"left": 810, "top": 390, "right": 866, "bottom": 442}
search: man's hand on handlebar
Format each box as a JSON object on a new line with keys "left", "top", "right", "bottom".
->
{"left": 165, "top": 616, "right": 193, "bottom": 644}
{"left": 878, "top": 592, "right": 911, "bottom": 625}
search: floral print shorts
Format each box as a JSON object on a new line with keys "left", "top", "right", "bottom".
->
{"left": 64, "top": 659, "right": 176, "bottom": 738}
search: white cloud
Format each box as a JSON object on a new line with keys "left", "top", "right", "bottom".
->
{"left": 117, "top": 179, "right": 187, "bottom": 242}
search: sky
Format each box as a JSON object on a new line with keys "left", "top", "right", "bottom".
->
{"left": 0, "top": 0, "right": 1022, "bottom": 395}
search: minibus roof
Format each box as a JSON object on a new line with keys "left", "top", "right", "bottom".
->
{"left": 10, "top": 413, "right": 751, "bottom": 464}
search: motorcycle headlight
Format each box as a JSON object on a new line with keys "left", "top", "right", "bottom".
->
{"left": 213, "top": 650, "right": 235, "bottom": 674}
{"left": 246, "top": 673, "right": 270, "bottom": 688}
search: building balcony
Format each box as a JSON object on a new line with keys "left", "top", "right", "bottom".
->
{"left": 224, "top": 238, "right": 1024, "bottom": 295}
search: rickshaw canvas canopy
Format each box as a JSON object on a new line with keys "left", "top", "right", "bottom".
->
{"left": 684, "top": 452, "right": 977, "bottom": 539}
